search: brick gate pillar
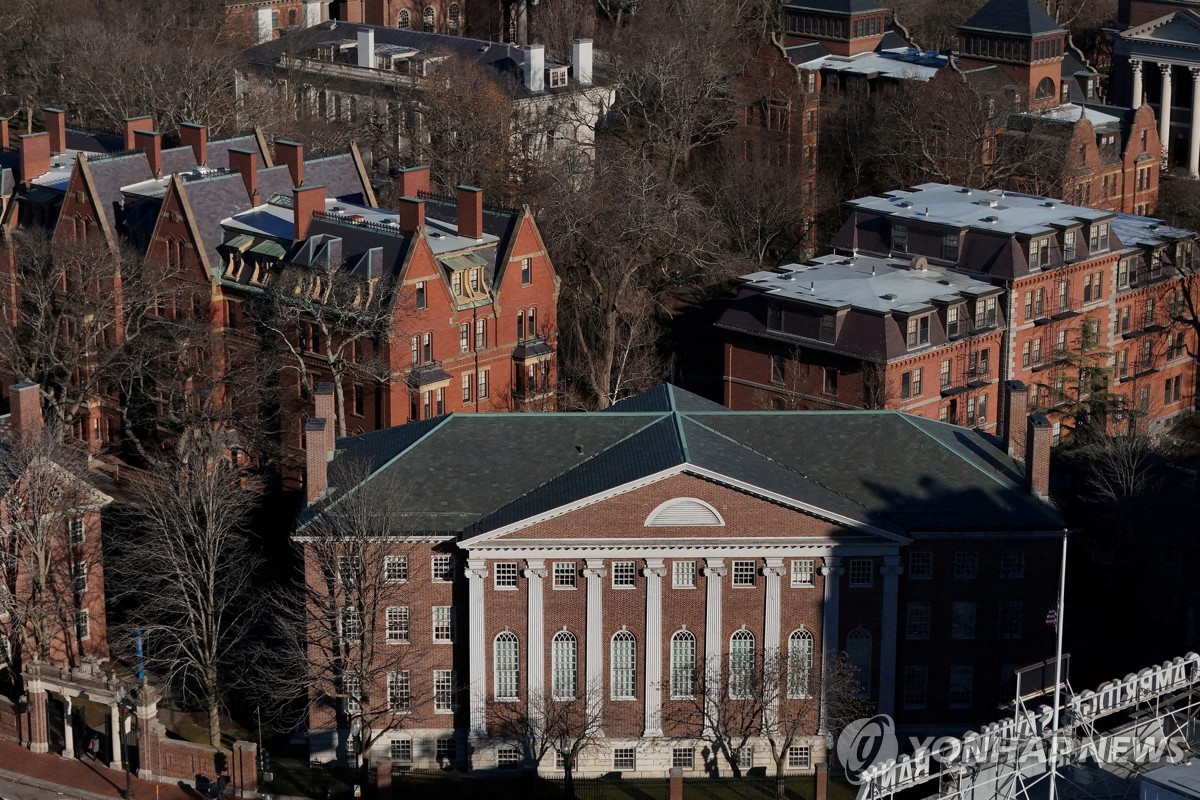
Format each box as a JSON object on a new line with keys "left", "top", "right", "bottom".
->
{"left": 27, "top": 686, "right": 49, "bottom": 753}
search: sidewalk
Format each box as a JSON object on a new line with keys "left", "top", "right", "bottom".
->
{"left": 0, "top": 737, "right": 197, "bottom": 800}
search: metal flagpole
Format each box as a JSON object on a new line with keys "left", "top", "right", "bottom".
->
{"left": 1048, "top": 530, "right": 1068, "bottom": 800}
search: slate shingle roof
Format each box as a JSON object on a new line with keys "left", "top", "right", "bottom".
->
{"left": 959, "top": 0, "right": 1066, "bottom": 37}
{"left": 784, "top": 0, "right": 886, "bottom": 14}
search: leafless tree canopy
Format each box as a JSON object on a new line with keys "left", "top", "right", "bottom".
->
{"left": 487, "top": 684, "right": 607, "bottom": 773}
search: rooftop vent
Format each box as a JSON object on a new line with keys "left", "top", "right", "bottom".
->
{"left": 938, "top": 279, "right": 952, "bottom": 285}
{"left": 882, "top": 293, "right": 898, "bottom": 301}
{"left": 1043, "top": 201, "right": 1057, "bottom": 207}
{"left": 431, "top": 232, "right": 445, "bottom": 239}
{"left": 783, "top": 272, "right": 796, "bottom": 280}
{"left": 331, "top": 206, "right": 345, "bottom": 214}
{"left": 911, "top": 256, "right": 930, "bottom": 271}
{"left": 959, "top": 188, "right": 971, "bottom": 194}
{"left": 984, "top": 215, "right": 999, "bottom": 223}
{"left": 899, "top": 201, "right": 913, "bottom": 208}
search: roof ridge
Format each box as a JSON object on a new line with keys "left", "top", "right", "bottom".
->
{"left": 895, "top": 413, "right": 1025, "bottom": 490}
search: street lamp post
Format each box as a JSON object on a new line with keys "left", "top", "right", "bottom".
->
{"left": 558, "top": 734, "right": 575, "bottom": 800}
{"left": 115, "top": 688, "right": 135, "bottom": 800}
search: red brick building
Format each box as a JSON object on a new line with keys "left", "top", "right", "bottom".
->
{"left": 332, "top": 0, "right": 464, "bottom": 33}
{"left": 224, "top": 0, "right": 331, "bottom": 42}
{"left": 299, "top": 383, "right": 1064, "bottom": 772}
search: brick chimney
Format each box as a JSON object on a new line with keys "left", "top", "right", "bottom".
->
{"left": 1025, "top": 414, "right": 1052, "bottom": 498}
{"left": 42, "top": 109, "right": 66, "bottom": 155}
{"left": 0, "top": 118, "right": 10, "bottom": 151}
{"left": 397, "top": 196, "right": 424, "bottom": 234}
{"left": 18, "top": 133, "right": 51, "bottom": 186}
{"left": 1003, "top": 380, "right": 1029, "bottom": 461}
{"left": 398, "top": 165, "right": 430, "bottom": 199}
{"left": 304, "top": 418, "right": 329, "bottom": 505}
{"left": 228, "top": 148, "right": 259, "bottom": 202}
{"left": 293, "top": 185, "right": 326, "bottom": 241}
{"left": 179, "top": 123, "right": 208, "bottom": 166}
{"left": 456, "top": 185, "right": 483, "bottom": 240}
{"left": 123, "top": 116, "right": 154, "bottom": 151}
{"left": 10, "top": 382, "right": 43, "bottom": 442}
{"left": 134, "top": 129, "right": 163, "bottom": 178}
{"left": 314, "top": 382, "right": 336, "bottom": 454}
{"left": 276, "top": 140, "right": 304, "bottom": 186}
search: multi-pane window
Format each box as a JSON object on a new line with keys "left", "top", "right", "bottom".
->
{"left": 432, "top": 554, "right": 453, "bottom": 582}
{"left": 787, "top": 629, "right": 813, "bottom": 697}
{"left": 385, "top": 555, "right": 408, "bottom": 583}
{"left": 900, "top": 368, "right": 922, "bottom": 399}
{"left": 951, "top": 601, "right": 977, "bottom": 640}
{"left": 906, "top": 315, "right": 930, "bottom": 348}
{"left": 494, "top": 562, "right": 519, "bottom": 589}
{"left": 941, "top": 233, "right": 959, "bottom": 261}
{"left": 68, "top": 517, "right": 85, "bottom": 546}
{"left": 72, "top": 561, "right": 87, "bottom": 592}
{"left": 494, "top": 632, "right": 520, "bottom": 700}
{"left": 521, "top": 258, "right": 532, "bottom": 285}
{"left": 673, "top": 560, "right": 696, "bottom": 588}
{"left": 390, "top": 737, "right": 413, "bottom": 760}
{"left": 612, "top": 561, "right": 636, "bottom": 588}
{"left": 436, "top": 738, "right": 457, "bottom": 763}
{"left": 940, "top": 359, "right": 951, "bottom": 389}
{"left": 422, "top": 332, "right": 432, "bottom": 363}
{"left": 998, "top": 601, "right": 1023, "bottom": 639}
{"left": 388, "top": 671, "right": 411, "bottom": 711}
{"left": 553, "top": 561, "right": 576, "bottom": 589}
{"left": 1000, "top": 551, "right": 1025, "bottom": 579}
{"left": 459, "top": 322, "right": 470, "bottom": 353}
{"left": 906, "top": 602, "right": 931, "bottom": 639}
{"left": 611, "top": 631, "right": 637, "bottom": 699}
{"left": 434, "top": 669, "right": 455, "bottom": 713}
{"left": 671, "top": 630, "right": 696, "bottom": 698}
{"left": 947, "top": 306, "right": 960, "bottom": 338}
{"left": 433, "top": 606, "right": 455, "bottom": 643}
{"left": 1063, "top": 230, "right": 1076, "bottom": 261}
{"left": 1089, "top": 221, "right": 1109, "bottom": 252}
{"left": 949, "top": 665, "right": 974, "bottom": 708}
{"left": 478, "top": 368, "right": 489, "bottom": 398}
{"left": 673, "top": 747, "right": 695, "bottom": 770}
{"left": 892, "top": 223, "right": 908, "bottom": 251}
{"left": 975, "top": 297, "right": 997, "bottom": 328}
{"left": 552, "top": 631, "right": 578, "bottom": 699}
{"left": 736, "top": 747, "right": 754, "bottom": 770}
{"left": 788, "top": 746, "right": 812, "bottom": 769}
{"left": 338, "top": 555, "right": 362, "bottom": 587}
{"left": 462, "top": 372, "right": 472, "bottom": 402}
{"left": 613, "top": 748, "right": 636, "bottom": 771}
{"left": 75, "top": 610, "right": 89, "bottom": 640}
{"left": 386, "top": 607, "right": 409, "bottom": 643}
{"left": 732, "top": 560, "right": 756, "bottom": 587}
{"left": 903, "top": 665, "right": 928, "bottom": 708}
{"left": 342, "top": 672, "right": 362, "bottom": 714}
{"left": 848, "top": 559, "right": 873, "bottom": 587}
{"left": 908, "top": 551, "right": 932, "bottom": 579}
{"left": 341, "top": 606, "right": 362, "bottom": 641}
{"left": 729, "top": 630, "right": 756, "bottom": 698}
{"left": 415, "top": 280, "right": 426, "bottom": 309}
{"left": 953, "top": 551, "right": 978, "bottom": 580}
{"left": 1029, "top": 238, "right": 1050, "bottom": 269}
{"left": 475, "top": 318, "right": 487, "bottom": 348}
{"left": 497, "top": 746, "right": 521, "bottom": 767}
{"left": 790, "top": 559, "right": 815, "bottom": 588}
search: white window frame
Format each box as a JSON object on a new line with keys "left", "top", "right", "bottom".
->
{"left": 386, "top": 606, "right": 409, "bottom": 644}
{"left": 552, "top": 630, "right": 578, "bottom": 700}
{"left": 908, "top": 551, "right": 932, "bottom": 579}
{"left": 906, "top": 602, "right": 931, "bottom": 639}
{"left": 434, "top": 669, "right": 455, "bottom": 713}
{"left": 494, "top": 562, "right": 519, "bottom": 589}
{"left": 788, "top": 745, "right": 812, "bottom": 769}
{"left": 1001, "top": 551, "right": 1025, "bottom": 579}
{"left": 673, "top": 560, "right": 696, "bottom": 588}
{"left": 433, "top": 606, "right": 455, "bottom": 643}
{"left": 848, "top": 559, "right": 873, "bottom": 587}
{"left": 553, "top": 561, "right": 576, "bottom": 589}
{"left": 388, "top": 671, "right": 411, "bottom": 712}
{"left": 390, "top": 737, "right": 413, "bottom": 761}
{"left": 951, "top": 601, "right": 977, "bottom": 640}
{"left": 611, "top": 631, "right": 637, "bottom": 699}
{"left": 74, "top": 609, "right": 90, "bottom": 641}
{"left": 787, "top": 629, "right": 813, "bottom": 698}
{"left": 613, "top": 747, "right": 636, "bottom": 771}
{"left": 729, "top": 630, "right": 756, "bottom": 698}
{"left": 68, "top": 517, "right": 85, "bottom": 546}
{"left": 670, "top": 630, "right": 696, "bottom": 698}
{"left": 494, "top": 631, "right": 520, "bottom": 701}
{"left": 385, "top": 554, "right": 408, "bottom": 583}
{"left": 790, "top": 559, "right": 814, "bottom": 588}
{"left": 732, "top": 560, "right": 756, "bottom": 587}
{"left": 432, "top": 554, "right": 453, "bottom": 582}
{"left": 612, "top": 561, "right": 636, "bottom": 589}
{"left": 673, "top": 747, "right": 695, "bottom": 770}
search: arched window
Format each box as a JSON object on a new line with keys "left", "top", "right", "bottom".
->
{"left": 729, "top": 630, "right": 756, "bottom": 698}
{"left": 423, "top": 5, "right": 435, "bottom": 32}
{"left": 611, "top": 631, "right": 636, "bottom": 699}
{"left": 787, "top": 629, "right": 814, "bottom": 698}
{"left": 1035, "top": 77, "right": 1056, "bottom": 100}
{"left": 398, "top": 9, "right": 411, "bottom": 28}
{"left": 552, "top": 631, "right": 577, "bottom": 699}
{"left": 448, "top": 3, "right": 461, "bottom": 34}
{"left": 670, "top": 630, "right": 696, "bottom": 698}
{"left": 846, "top": 628, "right": 872, "bottom": 695}
{"left": 494, "top": 632, "right": 519, "bottom": 700}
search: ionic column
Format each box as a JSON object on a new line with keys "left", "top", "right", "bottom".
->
{"left": 1161, "top": 63, "right": 1174, "bottom": 169}
{"left": 643, "top": 559, "right": 667, "bottom": 737}
{"left": 1131, "top": 59, "right": 1144, "bottom": 109}
{"left": 583, "top": 558, "right": 607, "bottom": 727}
{"left": 1189, "top": 68, "right": 1200, "bottom": 178}
{"left": 466, "top": 559, "right": 489, "bottom": 738}
{"left": 702, "top": 559, "right": 727, "bottom": 733}
{"left": 763, "top": 558, "right": 787, "bottom": 727}
{"left": 109, "top": 702, "right": 122, "bottom": 769}
{"left": 61, "top": 696, "right": 74, "bottom": 759}
{"left": 523, "top": 560, "right": 548, "bottom": 709}
{"left": 819, "top": 557, "right": 842, "bottom": 735}
{"left": 878, "top": 556, "right": 903, "bottom": 717}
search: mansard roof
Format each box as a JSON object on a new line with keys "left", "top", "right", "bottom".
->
{"left": 959, "top": 0, "right": 1066, "bottom": 37}
{"left": 783, "top": 0, "right": 886, "bottom": 15}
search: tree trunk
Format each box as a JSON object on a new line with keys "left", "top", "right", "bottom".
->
{"left": 776, "top": 764, "right": 787, "bottom": 800}
{"left": 333, "top": 374, "right": 348, "bottom": 438}
{"left": 207, "top": 700, "right": 221, "bottom": 748}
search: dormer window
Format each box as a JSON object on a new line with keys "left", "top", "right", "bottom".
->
{"left": 947, "top": 305, "right": 960, "bottom": 338}
{"left": 1029, "top": 237, "right": 1051, "bottom": 269}
{"left": 452, "top": 271, "right": 462, "bottom": 296}
{"left": 974, "top": 297, "right": 997, "bottom": 329}
{"left": 767, "top": 303, "right": 783, "bottom": 331}
{"left": 819, "top": 314, "right": 835, "bottom": 342}
{"left": 1089, "top": 222, "right": 1110, "bottom": 253}
{"left": 892, "top": 224, "right": 908, "bottom": 252}
{"left": 941, "top": 234, "right": 959, "bottom": 262}
{"left": 1063, "top": 230, "right": 1076, "bottom": 261}
{"left": 548, "top": 68, "right": 568, "bottom": 89}
{"left": 906, "top": 315, "right": 931, "bottom": 349}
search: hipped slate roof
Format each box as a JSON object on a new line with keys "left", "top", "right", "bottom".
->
{"left": 960, "top": 0, "right": 1066, "bottom": 37}
{"left": 304, "top": 384, "right": 1063, "bottom": 539}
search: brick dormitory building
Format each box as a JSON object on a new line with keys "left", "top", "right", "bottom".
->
{"left": 299, "top": 382, "right": 1065, "bottom": 776}
{"left": 720, "top": 183, "right": 1198, "bottom": 439}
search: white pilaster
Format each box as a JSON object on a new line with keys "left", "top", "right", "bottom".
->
{"left": 61, "top": 696, "right": 74, "bottom": 759}
{"left": 523, "top": 560, "right": 548, "bottom": 710}
{"left": 1189, "top": 69, "right": 1200, "bottom": 178}
{"left": 583, "top": 558, "right": 607, "bottom": 728}
{"left": 643, "top": 559, "right": 666, "bottom": 736}
{"left": 878, "top": 556, "right": 903, "bottom": 717}
{"left": 819, "top": 557, "right": 842, "bottom": 735}
{"left": 466, "top": 559, "right": 489, "bottom": 738}
{"left": 1161, "top": 63, "right": 1174, "bottom": 169}
{"left": 1131, "top": 60, "right": 1144, "bottom": 109}
{"left": 763, "top": 558, "right": 787, "bottom": 728}
{"left": 702, "top": 558, "right": 727, "bottom": 733}
{"left": 109, "top": 702, "right": 122, "bottom": 769}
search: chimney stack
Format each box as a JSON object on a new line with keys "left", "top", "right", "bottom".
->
{"left": 0, "top": 118, "right": 10, "bottom": 151}
{"left": 572, "top": 39, "right": 593, "bottom": 86}
{"left": 1003, "top": 380, "right": 1029, "bottom": 461}
{"left": 228, "top": 148, "right": 260, "bottom": 202}
{"left": 42, "top": 109, "right": 66, "bottom": 155}
{"left": 276, "top": 140, "right": 305, "bottom": 186}
{"left": 523, "top": 44, "right": 545, "bottom": 93}
{"left": 456, "top": 185, "right": 483, "bottom": 240}
{"left": 179, "top": 122, "right": 208, "bottom": 166}
{"left": 9, "top": 382, "right": 43, "bottom": 442}
{"left": 314, "top": 382, "right": 337, "bottom": 455}
{"left": 293, "top": 184, "right": 326, "bottom": 241}
{"left": 18, "top": 133, "right": 51, "bottom": 186}
{"left": 123, "top": 115, "right": 154, "bottom": 152}
{"left": 1025, "top": 414, "right": 1052, "bottom": 498}
{"left": 397, "top": 196, "right": 425, "bottom": 234}
{"left": 134, "top": 129, "right": 163, "bottom": 179}
{"left": 357, "top": 27, "right": 375, "bottom": 68}
{"left": 398, "top": 165, "right": 430, "bottom": 199}
{"left": 304, "top": 418, "right": 329, "bottom": 505}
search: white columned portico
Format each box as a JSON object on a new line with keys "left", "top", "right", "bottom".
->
{"left": 583, "top": 558, "right": 607, "bottom": 728}
{"left": 466, "top": 559, "right": 489, "bottom": 738}
{"left": 61, "top": 695, "right": 74, "bottom": 759}
{"left": 1160, "top": 63, "right": 1174, "bottom": 169}
{"left": 819, "top": 556, "right": 842, "bottom": 735}
{"left": 1131, "top": 59, "right": 1144, "bottom": 109}
{"left": 524, "top": 560, "right": 548, "bottom": 711}
{"left": 1189, "top": 68, "right": 1200, "bottom": 178}
{"left": 878, "top": 556, "right": 903, "bottom": 717}
{"left": 643, "top": 559, "right": 667, "bottom": 736}
{"left": 702, "top": 558, "right": 727, "bottom": 733}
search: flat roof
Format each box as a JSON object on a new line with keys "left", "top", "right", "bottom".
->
{"left": 30, "top": 148, "right": 93, "bottom": 191}
{"left": 848, "top": 183, "right": 1112, "bottom": 236}
{"left": 1142, "top": 761, "right": 1200, "bottom": 796}
{"left": 800, "top": 47, "right": 948, "bottom": 80}
{"left": 739, "top": 253, "right": 1001, "bottom": 314}
{"left": 1030, "top": 102, "right": 1123, "bottom": 131}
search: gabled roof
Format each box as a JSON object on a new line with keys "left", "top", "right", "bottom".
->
{"left": 1120, "top": 10, "right": 1200, "bottom": 47}
{"left": 959, "top": 0, "right": 1065, "bottom": 37}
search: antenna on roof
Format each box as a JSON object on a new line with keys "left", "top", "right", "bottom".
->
{"left": 329, "top": 19, "right": 337, "bottom": 29}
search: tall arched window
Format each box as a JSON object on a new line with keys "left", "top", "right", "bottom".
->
{"left": 1035, "top": 77, "right": 1056, "bottom": 99}
{"left": 670, "top": 630, "right": 696, "bottom": 698}
{"left": 729, "top": 630, "right": 756, "bottom": 698}
{"left": 448, "top": 3, "right": 461, "bottom": 34}
{"left": 552, "top": 631, "right": 577, "bottom": 700}
{"left": 397, "top": 9, "right": 411, "bottom": 28}
{"left": 494, "top": 632, "right": 519, "bottom": 700}
{"left": 423, "top": 5, "right": 435, "bottom": 32}
{"left": 611, "top": 631, "right": 636, "bottom": 699}
{"left": 846, "top": 628, "right": 872, "bottom": 695}
{"left": 787, "top": 629, "right": 814, "bottom": 698}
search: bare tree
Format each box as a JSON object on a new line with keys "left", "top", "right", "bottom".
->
{"left": 105, "top": 437, "right": 263, "bottom": 747}
{"left": 487, "top": 683, "right": 606, "bottom": 786}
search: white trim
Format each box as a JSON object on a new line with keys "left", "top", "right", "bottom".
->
{"left": 644, "top": 497, "right": 725, "bottom": 527}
